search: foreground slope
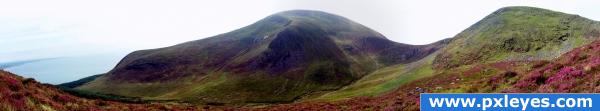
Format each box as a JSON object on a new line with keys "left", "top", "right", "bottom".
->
{"left": 78, "top": 10, "right": 445, "bottom": 104}
{"left": 0, "top": 70, "right": 390, "bottom": 110}
{"left": 0, "top": 70, "right": 209, "bottom": 110}
{"left": 511, "top": 40, "right": 600, "bottom": 93}
{"left": 382, "top": 39, "right": 600, "bottom": 110}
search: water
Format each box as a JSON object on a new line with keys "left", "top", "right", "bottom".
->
{"left": 3, "top": 52, "right": 128, "bottom": 84}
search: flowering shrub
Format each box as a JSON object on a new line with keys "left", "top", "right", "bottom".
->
{"left": 541, "top": 66, "right": 585, "bottom": 92}
{"left": 514, "top": 68, "right": 547, "bottom": 90}
{"left": 546, "top": 67, "right": 584, "bottom": 83}
{"left": 3, "top": 77, "right": 21, "bottom": 91}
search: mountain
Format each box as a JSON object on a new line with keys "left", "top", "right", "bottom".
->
{"left": 434, "top": 6, "right": 600, "bottom": 69}
{"left": 309, "top": 6, "right": 600, "bottom": 101}
{"left": 76, "top": 10, "right": 446, "bottom": 104}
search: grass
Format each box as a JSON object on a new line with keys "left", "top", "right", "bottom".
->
{"left": 312, "top": 51, "right": 438, "bottom": 101}
{"left": 436, "top": 6, "right": 600, "bottom": 68}
{"left": 58, "top": 87, "right": 143, "bottom": 103}
{"left": 311, "top": 64, "right": 404, "bottom": 100}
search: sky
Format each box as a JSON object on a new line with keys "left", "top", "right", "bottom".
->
{"left": 1, "top": 0, "right": 600, "bottom": 83}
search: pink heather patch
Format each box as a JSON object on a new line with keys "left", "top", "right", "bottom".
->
{"left": 4, "top": 77, "right": 20, "bottom": 86}
{"left": 546, "top": 66, "right": 584, "bottom": 83}
{"left": 540, "top": 66, "right": 585, "bottom": 92}
{"left": 3, "top": 77, "right": 22, "bottom": 91}
{"left": 515, "top": 69, "right": 545, "bottom": 88}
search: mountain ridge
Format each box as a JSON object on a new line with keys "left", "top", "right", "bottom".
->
{"left": 76, "top": 10, "right": 447, "bottom": 104}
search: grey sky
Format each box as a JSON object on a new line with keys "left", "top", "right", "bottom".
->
{"left": 1, "top": 0, "right": 599, "bottom": 83}
{"left": 2, "top": 1, "right": 599, "bottom": 55}
{"left": 277, "top": 0, "right": 600, "bottom": 44}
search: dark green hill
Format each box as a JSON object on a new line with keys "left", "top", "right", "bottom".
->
{"left": 77, "top": 10, "right": 446, "bottom": 104}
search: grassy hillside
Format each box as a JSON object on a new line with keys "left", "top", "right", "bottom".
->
{"left": 0, "top": 69, "right": 389, "bottom": 110}
{"left": 434, "top": 6, "right": 600, "bottom": 69}
{"left": 76, "top": 10, "right": 445, "bottom": 104}
{"left": 312, "top": 44, "right": 442, "bottom": 101}
{"left": 0, "top": 70, "right": 222, "bottom": 110}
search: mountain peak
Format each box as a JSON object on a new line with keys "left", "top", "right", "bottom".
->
{"left": 487, "top": 6, "right": 574, "bottom": 19}
{"left": 496, "top": 6, "right": 555, "bottom": 12}
{"left": 258, "top": 10, "right": 386, "bottom": 39}
{"left": 272, "top": 10, "right": 353, "bottom": 22}
{"left": 274, "top": 10, "right": 337, "bottom": 16}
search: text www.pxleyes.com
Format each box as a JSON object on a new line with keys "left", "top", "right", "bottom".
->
{"left": 427, "top": 94, "right": 592, "bottom": 110}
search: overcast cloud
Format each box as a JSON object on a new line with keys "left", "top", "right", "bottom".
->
{"left": 2, "top": 0, "right": 599, "bottom": 60}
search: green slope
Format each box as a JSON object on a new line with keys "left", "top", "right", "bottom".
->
{"left": 310, "top": 38, "right": 451, "bottom": 101}
{"left": 434, "top": 6, "right": 600, "bottom": 69}
{"left": 313, "top": 51, "right": 438, "bottom": 101}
